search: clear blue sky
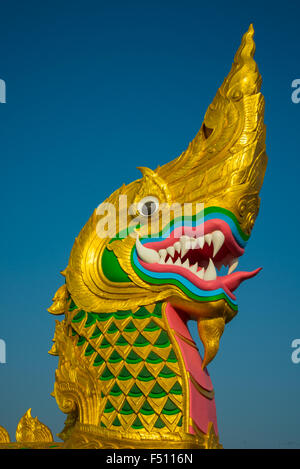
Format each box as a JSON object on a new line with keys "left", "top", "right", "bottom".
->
{"left": 0, "top": 0, "right": 299, "bottom": 448}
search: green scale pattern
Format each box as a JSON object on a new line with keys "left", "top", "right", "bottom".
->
{"left": 68, "top": 299, "right": 184, "bottom": 433}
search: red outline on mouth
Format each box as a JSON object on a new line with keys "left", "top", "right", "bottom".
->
{"left": 137, "top": 220, "right": 261, "bottom": 300}
{"left": 139, "top": 259, "right": 261, "bottom": 300}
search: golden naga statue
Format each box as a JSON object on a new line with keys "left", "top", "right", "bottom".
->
{"left": 0, "top": 25, "right": 267, "bottom": 449}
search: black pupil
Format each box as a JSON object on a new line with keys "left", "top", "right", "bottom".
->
{"left": 142, "top": 201, "right": 156, "bottom": 216}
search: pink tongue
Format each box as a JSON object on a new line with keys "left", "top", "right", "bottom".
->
{"left": 223, "top": 268, "right": 262, "bottom": 292}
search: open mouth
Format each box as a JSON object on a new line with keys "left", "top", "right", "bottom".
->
{"left": 134, "top": 220, "right": 261, "bottom": 301}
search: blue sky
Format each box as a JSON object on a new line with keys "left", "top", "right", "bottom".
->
{"left": 0, "top": 0, "right": 299, "bottom": 448}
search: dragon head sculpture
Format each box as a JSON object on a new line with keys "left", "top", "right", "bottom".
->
{"left": 48, "top": 25, "right": 267, "bottom": 449}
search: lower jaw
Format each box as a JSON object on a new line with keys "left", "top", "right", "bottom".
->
{"left": 167, "top": 296, "right": 237, "bottom": 323}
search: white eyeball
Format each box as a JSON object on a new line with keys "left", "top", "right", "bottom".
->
{"left": 137, "top": 196, "right": 159, "bottom": 217}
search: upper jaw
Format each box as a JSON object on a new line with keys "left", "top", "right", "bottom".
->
{"left": 134, "top": 220, "right": 261, "bottom": 301}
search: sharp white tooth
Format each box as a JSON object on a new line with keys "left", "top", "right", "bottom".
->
{"left": 158, "top": 249, "right": 167, "bottom": 261}
{"left": 136, "top": 236, "right": 160, "bottom": 264}
{"left": 197, "top": 236, "right": 204, "bottom": 249}
{"left": 180, "top": 236, "right": 190, "bottom": 257}
{"left": 190, "top": 239, "right": 197, "bottom": 250}
{"left": 182, "top": 258, "right": 190, "bottom": 269}
{"left": 228, "top": 257, "right": 239, "bottom": 275}
{"left": 181, "top": 246, "right": 189, "bottom": 258}
{"left": 190, "top": 262, "right": 198, "bottom": 273}
{"left": 174, "top": 258, "right": 181, "bottom": 266}
{"left": 204, "top": 233, "right": 212, "bottom": 246}
{"left": 174, "top": 241, "right": 181, "bottom": 253}
{"left": 166, "top": 257, "right": 173, "bottom": 265}
{"left": 203, "top": 258, "right": 217, "bottom": 281}
{"left": 196, "top": 268, "right": 204, "bottom": 279}
{"left": 166, "top": 246, "right": 175, "bottom": 258}
{"left": 169, "top": 246, "right": 176, "bottom": 258}
{"left": 212, "top": 230, "right": 225, "bottom": 257}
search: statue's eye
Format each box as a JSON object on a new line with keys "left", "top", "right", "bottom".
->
{"left": 138, "top": 196, "right": 159, "bottom": 217}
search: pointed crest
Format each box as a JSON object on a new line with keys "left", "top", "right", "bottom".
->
{"left": 156, "top": 25, "right": 267, "bottom": 235}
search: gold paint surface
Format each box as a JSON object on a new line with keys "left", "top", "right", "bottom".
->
{"left": 64, "top": 25, "right": 267, "bottom": 318}
{"left": 15, "top": 409, "right": 54, "bottom": 443}
{"left": 0, "top": 426, "right": 10, "bottom": 443}
{"left": 1, "top": 26, "right": 267, "bottom": 450}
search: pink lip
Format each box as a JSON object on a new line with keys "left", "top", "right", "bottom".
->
{"left": 139, "top": 259, "right": 261, "bottom": 300}
{"left": 136, "top": 219, "right": 262, "bottom": 300}
{"left": 144, "top": 219, "right": 244, "bottom": 258}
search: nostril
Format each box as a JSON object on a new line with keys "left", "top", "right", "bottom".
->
{"left": 202, "top": 123, "right": 214, "bottom": 139}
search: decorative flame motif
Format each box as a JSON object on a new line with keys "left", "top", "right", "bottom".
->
{"left": 15, "top": 409, "right": 53, "bottom": 443}
{"left": 0, "top": 425, "right": 10, "bottom": 443}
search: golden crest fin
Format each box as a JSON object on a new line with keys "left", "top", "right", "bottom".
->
{"left": 15, "top": 409, "right": 53, "bottom": 443}
{"left": 48, "top": 284, "right": 68, "bottom": 315}
{"left": 156, "top": 24, "right": 267, "bottom": 235}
